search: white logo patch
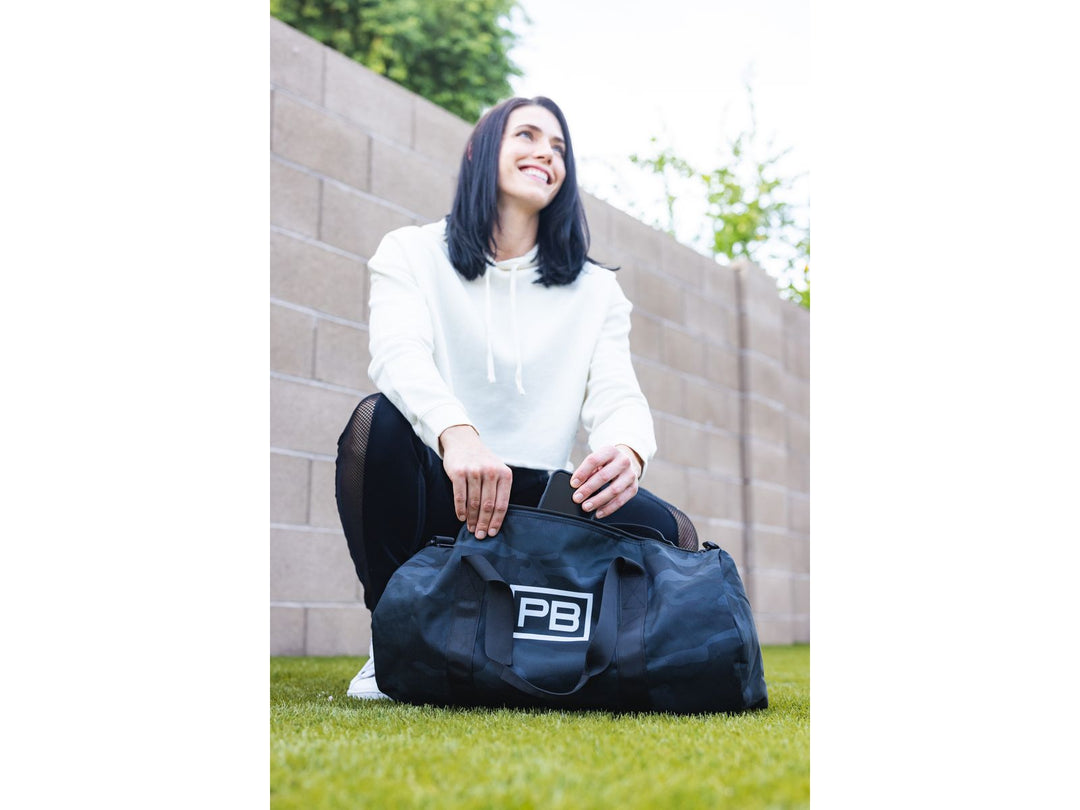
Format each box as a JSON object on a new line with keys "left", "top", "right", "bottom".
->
{"left": 509, "top": 585, "right": 593, "bottom": 642}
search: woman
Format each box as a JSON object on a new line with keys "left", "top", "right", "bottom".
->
{"left": 336, "top": 96, "right": 697, "bottom": 699}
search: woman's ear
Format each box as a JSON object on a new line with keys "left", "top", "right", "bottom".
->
{"left": 466, "top": 141, "right": 473, "bottom": 161}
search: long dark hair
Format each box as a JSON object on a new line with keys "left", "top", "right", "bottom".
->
{"left": 446, "top": 96, "right": 608, "bottom": 287}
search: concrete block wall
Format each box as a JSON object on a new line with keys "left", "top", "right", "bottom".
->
{"left": 269, "top": 18, "right": 809, "bottom": 653}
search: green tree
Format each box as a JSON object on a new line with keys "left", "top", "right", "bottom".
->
{"left": 630, "top": 86, "right": 810, "bottom": 309}
{"left": 270, "top": 0, "right": 524, "bottom": 122}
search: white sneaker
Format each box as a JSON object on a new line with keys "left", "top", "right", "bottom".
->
{"left": 347, "top": 642, "right": 391, "bottom": 700}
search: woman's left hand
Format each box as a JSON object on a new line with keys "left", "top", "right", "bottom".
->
{"left": 570, "top": 445, "right": 642, "bottom": 519}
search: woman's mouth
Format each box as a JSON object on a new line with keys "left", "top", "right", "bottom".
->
{"left": 520, "top": 166, "right": 550, "bottom": 185}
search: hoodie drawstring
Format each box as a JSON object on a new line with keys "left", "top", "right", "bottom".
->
{"left": 482, "top": 262, "right": 527, "bottom": 396}
{"left": 484, "top": 269, "right": 496, "bottom": 384}
{"left": 509, "top": 265, "right": 525, "bottom": 395}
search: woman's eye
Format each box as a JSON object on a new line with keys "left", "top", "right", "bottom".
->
{"left": 553, "top": 145, "right": 566, "bottom": 157}
{"left": 516, "top": 130, "right": 533, "bottom": 140}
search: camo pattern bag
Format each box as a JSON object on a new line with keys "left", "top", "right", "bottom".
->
{"left": 370, "top": 504, "right": 768, "bottom": 713}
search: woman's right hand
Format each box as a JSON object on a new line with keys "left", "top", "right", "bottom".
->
{"left": 439, "top": 425, "right": 513, "bottom": 539}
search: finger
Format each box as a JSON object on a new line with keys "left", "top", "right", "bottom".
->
{"left": 450, "top": 471, "right": 468, "bottom": 522}
{"left": 570, "top": 448, "right": 612, "bottom": 490}
{"left": 576, "top": 453, "right": 628, "bottom": 505}
{"left": 594, "top": 477, "right": 639, "bottom": 519}
{"left": 466, "top": 470, "right": 482, "bottom": 532}
{"left": 487, "top": 470, "right": 513, "bottom": 536}
{"left": 582, "top": 467, "right": 634, "bottom": 513}
{"left": 474, "top": 468, "right": 500, "bottom": 539}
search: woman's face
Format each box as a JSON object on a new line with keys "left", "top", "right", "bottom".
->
{"left": 496, "top": 105, "right": 567, "bottom": 215}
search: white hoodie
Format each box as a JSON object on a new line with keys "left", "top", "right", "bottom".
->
{"left": 367, "top": 219, "right": 657, "bottom": 474}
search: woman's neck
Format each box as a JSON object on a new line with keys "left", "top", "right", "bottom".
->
{"left": 491, "top": 205, "right": 540, "bottom": 262}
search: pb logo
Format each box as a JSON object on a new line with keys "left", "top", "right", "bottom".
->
{"left": 509, "top": 585, "right": 593, "bottom": 642}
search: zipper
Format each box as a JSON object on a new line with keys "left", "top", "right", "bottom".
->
{"left": 428, "top": 535, "right": 456, "bottom": 548}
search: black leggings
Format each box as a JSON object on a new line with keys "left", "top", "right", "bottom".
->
{"left": 335, "top": 394, "right": 698, "bottom": 610}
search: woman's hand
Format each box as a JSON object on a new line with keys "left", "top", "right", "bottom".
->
{"left": 439, "top": 425, "right": 513, "bottom": 539}
{"left": 570, "top": 444, "right": 643, "bottom": 519}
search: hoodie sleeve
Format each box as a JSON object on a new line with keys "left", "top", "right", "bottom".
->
{"left": 367, "top": 229, "right": 473, "bottom": 455}
{"left": 580, "top": 275, "right": 657, "bottom": 476}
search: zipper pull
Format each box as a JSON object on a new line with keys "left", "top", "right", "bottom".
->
{"left": 702, "top": 541, "right": 720, "bottom": 552}
{"left": 428, "top": 535, "right": 456, "bottom": 548}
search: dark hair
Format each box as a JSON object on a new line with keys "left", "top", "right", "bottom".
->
{"left": 446, "top": 96, "right": 610, "bottom": 287}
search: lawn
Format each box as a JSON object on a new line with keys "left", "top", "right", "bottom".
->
{"left": 270, "top": 645, "right": 808, "bottom": 809}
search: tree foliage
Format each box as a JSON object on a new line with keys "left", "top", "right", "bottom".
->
{"left": 270, "top": 0, "right": 524, "bottom": 122}
{"left": 630, "top": 86, "right": 810, "bottom": 309}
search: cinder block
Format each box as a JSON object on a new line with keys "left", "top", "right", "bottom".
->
{"left": 271, "top": 451, "right": 310, "bottom": 525}
{"left": 744, "top": 316, "right": 783, "bottom": 361}
{"left": 581, "top": 193, "right": 614, "bottom": 252}
{"left": 270, "top": 231, "right": 367, "bottom": 322}
{"left": 370, "top": 140, "right": 456, "bottom": 221}
{"left": 753, "top": 527, "right": 793, "bottom": 572}
{"left": 662, "top": 324, "right": 706, "bottom": 377}
{"left": 306, "top": 605, "right": 371, "bottom": 656}
{"left": 789, "top": 494, "right": 810, "bottom": 536}
{"left": 272, "top": 91, "right": 370, "bottom": 191}
{"left": 639, "top": 458, "right": 686, "bottom": 506}
{"left": 660, "top": 238, "right": 706, "bottom": 290}
{"left": 785, "top": 372, "right": 810, "bottom": 420}
{"left": 634, "top": 269, "right": 685, "bottom": 323}
{"left": 270, "top": 303, "right": 316, "bottom": 378}
{"left": 270, "top": 527, "right": 359, "bottom": 602}
{"left": 309, "top": 459, "right": 340, "bottom": 530}
{"left": 629, "top": 311, "right": 663, "bottom": 362}
{"left": 614, "top": 263, "right": 638, "bottom": 302}
{"left": 749, "top": 570, "right": 794, "bottom": 616}
{"left": 323, "top": 48, "right": 412, "bottom": 144}
{"left": 657, "top": 416, "right": 708, "bottom": 468}
{"left": 684, "top": 469, "right": 742, "bottom": 523}
{"left": 706, "top": 430, "right": 742, "bottom": 478}
{"left": 705, "top": 344, "right": 741, "bottom": 391}
{"left": 270, "top": 376, "right": 363, "bottom": 455}
{"left": 703, "top": 520, "right": 745, "bottom": 567}
{"left": 785, "top": 331, "right": 810, "bottom": 380}
{"left": 747, "top": 437, "right": 787, "bottom": 486}
{"left": 747, "top": 397, "right": 787, "bottom": 444}
{"left": 684, "top": 379, "right": 736, "bottom": 431}
{"left": 788, "top": 413, "right": 810, "bottom": 455}
{"left": 749, "top": 482, "right": 787, "bottom": 530}
{"left": 412, "top": 95, "right": 471, "bottom": 168}
{"left": 270, "top": 605, "right": 305, "bottom": 656}
{"left": 705, "top": 262, "right": 737, "bottom": 303}
{"left": 610, "top": 209, "right": 663, "bottom": 273}
{"left": 793, "top": 536, "right": 810, "bottom": 575}
{"left": 788, "top": 449, "right": 809, "bottom": 495}
{"left": 746, "top": 352, "right": 786, "bottom": 404}
{"left": 635, "top": 360, "right": 685, "bottom": 417}
{"left": 754, "top": 617, "right": 794, "bottom": 646}
{"left": 270, "top": 18, "right": 324, "bottom": 103}
{"left": 735, "top": 260, "right": 782, "bottom": 311}
{"left": 315, "top": 320, "right": 371, "bottom": 391}
{"left": 685, "top": 295, "right": 738, "bottom": 347}
{"left": 319, "top": 182, "right": 414, "bottom": 259}
{"left": 793, "top": 576, "right": 810, "bottom": 614}
{"left": 271, "top": 158, "right": 320, "bottom": 237}
{"left": 793, "top": 618, "right": 810, "bottom": 644}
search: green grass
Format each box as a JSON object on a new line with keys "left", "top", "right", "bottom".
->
{"left": 271, "top": 645, "right": 808, "bottom": 809}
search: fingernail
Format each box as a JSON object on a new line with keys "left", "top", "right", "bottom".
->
{"left": 583, "top": 502, "right": 593, "bottom": 511}
{"left": 571, "top": 478, "right": 579, "bottom": 486}
{"left": 573, "top": 493, "right": 583, "bottom": 502}
{"left": 476, "top": 530, "right": 486, "bottom": 539}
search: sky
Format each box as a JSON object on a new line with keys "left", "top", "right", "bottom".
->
{"left": 507, "top": 0, "right": 810, "bottom": 261}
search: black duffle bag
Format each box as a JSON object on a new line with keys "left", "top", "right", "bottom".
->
{"left": 370, "top": 505, "right": 768, "bottom": 713}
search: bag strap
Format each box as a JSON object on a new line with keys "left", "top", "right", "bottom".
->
{"left": 462, "top": 554, "right": 645, "bottom": 699}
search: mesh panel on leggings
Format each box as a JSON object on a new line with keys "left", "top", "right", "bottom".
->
{"left": 335, "top": 394, "right": 379, "bottom": 545}
{"left": 667, "top": 503, "right": 700, "bottom": 550}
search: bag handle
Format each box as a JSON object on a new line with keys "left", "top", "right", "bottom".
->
{"left": 462, "top": 554, "right": 645, "bottom": 699}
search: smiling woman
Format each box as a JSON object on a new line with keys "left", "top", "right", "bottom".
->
{"left": 333, "top": 96, "right": 701, "bottom": 700}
